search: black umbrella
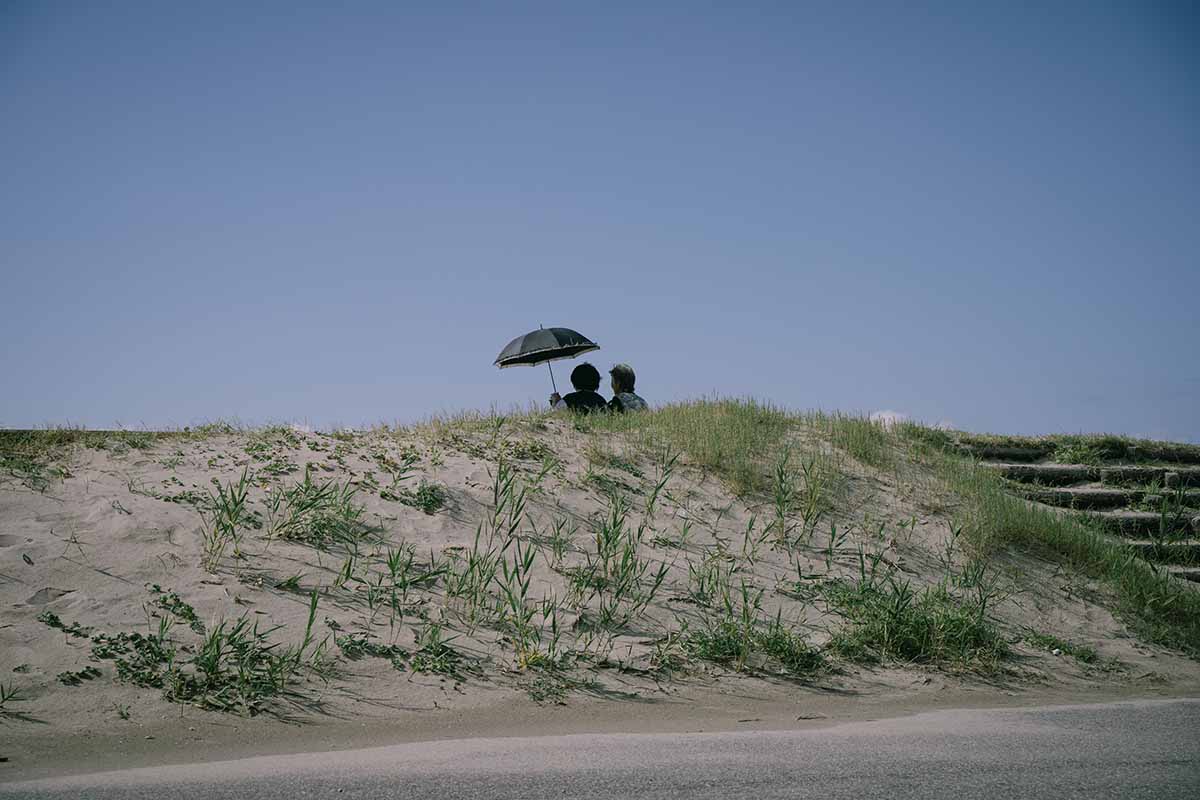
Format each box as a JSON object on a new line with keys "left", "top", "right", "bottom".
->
{"left": 494, "top": 326, "right": 600, "bottom": 394}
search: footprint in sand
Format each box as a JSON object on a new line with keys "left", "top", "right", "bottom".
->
{"left": 25, "top": 587, "right": 76, "bottom": 606}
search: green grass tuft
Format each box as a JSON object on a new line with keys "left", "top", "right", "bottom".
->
{"left": 397, "top": 480, "right": 448, "bottom": 514}
{"left": 1024, "top": 630, "right": 1098, "bottom": 664}
{"left": 577, "top": 398, "right": 792, "bottom": 495}
{"left": 823, "top": 575, "right": 1007, "bottom": 669}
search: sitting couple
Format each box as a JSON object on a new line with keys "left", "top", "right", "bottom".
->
{"left": 550, "top": 362, "right": 647, "bottom": 414}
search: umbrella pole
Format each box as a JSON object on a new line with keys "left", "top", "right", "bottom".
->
{"left": 538, "top": 323, "right": 559, "bottom": 394}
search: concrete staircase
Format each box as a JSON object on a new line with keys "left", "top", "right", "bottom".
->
{"left": 971, "top": 448, "right": 1200, "bottom": 584}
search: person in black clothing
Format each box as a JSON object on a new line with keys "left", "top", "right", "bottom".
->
{"left": 549, "top": 362, "right": 608, "bottom": 414}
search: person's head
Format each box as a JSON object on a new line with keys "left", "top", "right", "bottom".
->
{"left": 609, "top": 363, "right": 636, "bottom": 394}
{"left": 570, "top": 362, "right": 601, "bottom": 392}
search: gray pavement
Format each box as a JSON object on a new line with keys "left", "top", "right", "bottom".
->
{"left": 3, "top": 698, "right": 1198, "bottom": 799}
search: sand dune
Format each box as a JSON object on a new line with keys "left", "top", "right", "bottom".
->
{"left": 2, "top": 406, "right": 1198, "bottom": 780}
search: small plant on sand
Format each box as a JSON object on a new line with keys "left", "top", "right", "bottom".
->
{"left": 537, "top": 516, "right": 575, "bottom": 568}
{"left": 504, "top": 437, "right": 554, "bottom": 463}
{"left": 336, "top": 632, "right": 406, "bottom": 669}
{"left": 245, "top": 426, "right": 303, "bottom": 460}
{"left": 150, "top": 584, "right": 206, "bottom": 634}
{"left": 569, "top": 494, "right": 669, "bottom": 631}
{"left": 90, "top": 616, "right": 176, "bottom": 683}
{"left": 1024, "top": 630, "right": 1098, "bottom": 664}
{"left": 178, "top": 590, "right": 330, "bottom": 714}
{"left": 445, "top": 528, "right": 507, "bottom": 630}
{"left": 766, "top": 448, "right": 799, "bottom": 545}
{"left": 496, "top": 533, "right": 570, "bottom": 672}
{"left": 822, "top": 522, "right": 850, "bottom": 571}
{"left": 496, "top": 537, "right": 539, "bottom": 666}
{"left": 37, "top": 610, "right": 92, "bottom": 638}
{"left": 275, "top": 572, "right": 306, "bottom": 593}
{"left": 199, "top": 468, "right": 252, "bottom": 570}
{"left": 685, "top": 582, "right": 762, "bottom": 672}
{"left": 644, "top": 445, "right": 679, "bottom": 519}
{"left": 332, "top": 552, "right": 359, "bottom": 590}
{"left": 89, "top": 590, "right": 331, "bottom": 716}
{"left": 756, "top": 613, "right": 825, "bottom": 674}
{"left": 652, "top": 517, "right": 693, "bottom": 551}
{"left": 399, "top": 480, "right": 448, "bottom": 514}
{"left": 266, "top": 466, "right": 374, "bottom": 549}
{"left": 740, "top": 515, "right": 771, "bottom": 564}
{"left": 373, "top": 448, "right": 419, "bottom": 490}
{"left": 797, "top": 454, "right": 835, "bottom": 540}
{"left": 57, "top": 666, "right": 102, "bottom": 685}
{"left": 686, "top": 552, "right": 735, "bottom": 608}
{"left": 649, "top": 629, "right": 689, "bottom": 679}
{"left": 409, "top": 619, "right": 464, "bottom": 677}
{"left": 522, "top": 660, "right": 575, "bottom": 704}
{"left": 0, "top": 682, "right": 26, "bottom": 715}
{"left": 380, "top": 543, "right": 445, "bottom": 618}
{"left": 0, "top": 445, "right": 55, "bottom": 492}
{"left": 684, "top": 583, "right": 823, "bottom": 676}
{"left": 444, "top": 459, "right": 526, "bottom": 628}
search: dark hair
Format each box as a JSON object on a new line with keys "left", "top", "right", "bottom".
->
{"left": 609, "top": 363, "right": 636, "bottom": 392}
{"left": 570, "top": 362, "right": 601, "bottom": 391}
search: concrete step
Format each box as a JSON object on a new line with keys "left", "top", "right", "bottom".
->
{"left": 1080, "top": 510, "right": 1197, "bottom": 537}
{"left": 1123, "top": 444, "right": 1200, "bottom": 466}
{"left": 986, "top": 463, "right": 1200, "bottom": 488}
{"left": 962, "top": 441, "right": 1200, "bottom": 466}
{"left": 1098, "top": 466, "right": 1200, "bottom": 488}
{"left": 986, "top": 463, "right": 1096, "bottom": 485}
{"left": 1023, "top": 486, "right": 1200, "bottom": 510}
{"left": 1122, "top": 539, "right": 1200, "bottom": 565}
{"left": 959, "top": 445, "right": 1052, "bottom": 462}
{"left": 1024, "top": 487, "right": 1136, "bottom": 510}
{"left": 1166, "top": 566, "right": 1200, "bottom": 584}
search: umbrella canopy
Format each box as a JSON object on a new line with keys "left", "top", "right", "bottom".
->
{"left": 494, "top": 327, "right": 599, "bottom": 369}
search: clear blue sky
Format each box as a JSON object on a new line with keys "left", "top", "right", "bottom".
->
{"left": 2, "top": 2, "right": 1197, "bottom": 440}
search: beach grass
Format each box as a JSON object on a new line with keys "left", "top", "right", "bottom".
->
{"left": 574, "top": 397, "right": 793, "bottom": 495}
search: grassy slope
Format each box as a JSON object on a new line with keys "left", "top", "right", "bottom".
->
{"left": 576, "top": 403, "right": 1200, "bottom": 655}
{"left": 896, "top": 425, "right": 1200, "bottom": 654}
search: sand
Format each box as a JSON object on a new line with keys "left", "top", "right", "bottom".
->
{"left": 2, "top": 416, "right": 1198, "bottom": 782}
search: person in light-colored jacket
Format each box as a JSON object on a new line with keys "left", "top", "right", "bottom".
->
{"left": 607, "top": 363, "right": 647, "bottom": 412}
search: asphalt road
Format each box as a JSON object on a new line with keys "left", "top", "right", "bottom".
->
{"left": 3, "top": 699, "right": 1197, "bottom": 799}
